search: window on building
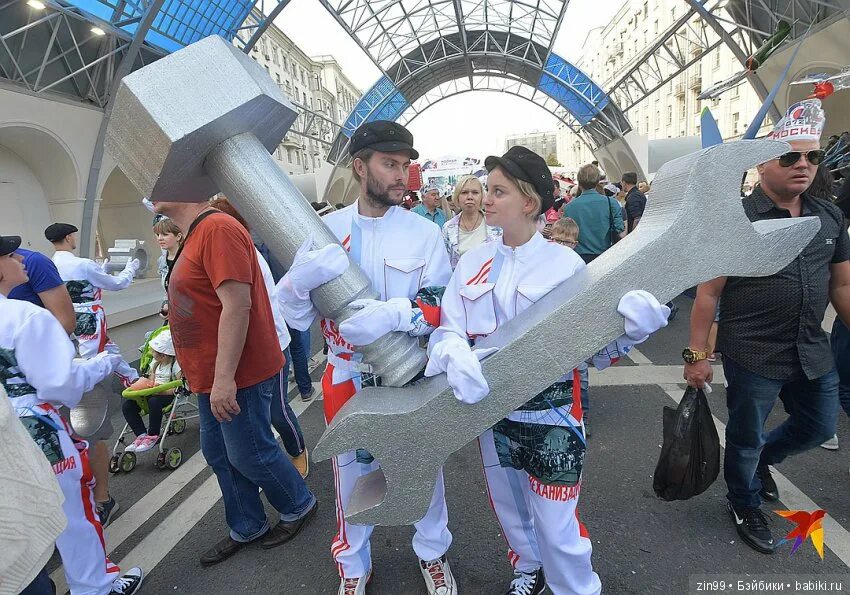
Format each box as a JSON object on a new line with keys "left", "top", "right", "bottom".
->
{"left": 713, "top": 51, "right": 721, "bottom": 69}
{"left": 643, "top": 1, "right": 648, "bottom": 18}
{"left": 275, "top": 146, "right": 282, "bottom": 160}
{"left": 667, "top": 105, "right": 672, "bottom": 125}
{"left": 732, "top": 112, "right": 740, "bottom": 134}
{"left": 732, "top": 84, "right": 740, "bottom": 98}
{"left": 275, "top": 73, "right": 280, "bottom": 83}
{"left": 654, "top": 19, "right": 659, "bottom": 34}
{"left": 309, "top": 97, "right": 313, "bottom": 108}
{"left": 655, "top": 110, "right": 660, "bottom": 130}
{"left": 671, "top": 6, "right": 676, "bottom": 20}
{"left": 302, "top": 91, "right": 307, "bottom": 104}
{"left": 295, "top": 152, "right": 301, "bottom": 165}
{"left": 645, "top": 116, "right": 649, "bottom": 134}
{"left": 679, "top": 100, "right": 686, "bottom": 119}
{"left": 272, "top": 46, "right": 279, "bottom": 65}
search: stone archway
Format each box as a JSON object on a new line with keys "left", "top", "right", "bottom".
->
{"left": 0, "top": 124, "right": 79, "bottom": 252}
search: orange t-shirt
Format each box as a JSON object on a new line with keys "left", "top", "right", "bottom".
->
{"left": 167, "top": 211, "right": 283, "bottom": 393}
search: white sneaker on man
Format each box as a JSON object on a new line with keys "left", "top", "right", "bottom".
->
{"left": 110, "top": 567, "right": 144, "bottom": 595}
{"left": 821, "top": 434, "right": 839, "bottom": 450}
{"left": 419, "top": 555, "right": 457, "bottom": 595}
{"left": 338, "top": 569, "right": 371, "bottom": 595}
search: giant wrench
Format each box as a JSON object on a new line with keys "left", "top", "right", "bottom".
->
{"left": 313, "top": 139, "right": 821, "bottom": 526}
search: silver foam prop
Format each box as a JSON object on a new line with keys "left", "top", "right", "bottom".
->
{"left": 104, "top": 35, "right": 424, "bottom": 387}
{"left": 313, "top": 139, "right": 821, "bottom": 526}
{"left": 68, "top": 377, "right": 115, "bottom": 439}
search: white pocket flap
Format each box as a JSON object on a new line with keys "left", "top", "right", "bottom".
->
{"left": 459, "top": 282, "right": 496, "bottom": 302}
{"left": 385, "top": 258, "right": 426, "bottom": 274}
{"left": 516, "top": 284, "right": 557, "bottom": 303}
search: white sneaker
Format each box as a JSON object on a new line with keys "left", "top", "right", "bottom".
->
{"left": 133, "top": 434, "right": 160, "bottom": 453}
{"left": 338, "top": 569, "right": 371, "bottom": 595}
{"left": 821, "top": 434, "right": 839, "bottom": 450}
{"left": 419, "top": 555, "right": 457, "bottom": 595}
{"left": 110, "top": 567, "right": 143, "bottom": 595}
{"left": 124, "top": 434, "right": 147, "bottom": 452}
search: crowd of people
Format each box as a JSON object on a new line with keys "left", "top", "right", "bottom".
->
{"left": 1, "top": 95, "right": 848, "bottom": 595}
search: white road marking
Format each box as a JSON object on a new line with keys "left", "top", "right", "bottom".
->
{"left": 658, "top": 383, "right": 850, "bottom": 569}
{"left": 589, "top": 363, "right": 725, "bottom": 386}
{"left": 625, "top": 347, "right": 652, "bottom": 365}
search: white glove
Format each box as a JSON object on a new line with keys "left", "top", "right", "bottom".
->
{"left": 142, "top": 197, "right": 155, "bottom": 213}
{"left": 100, "top": 258, "right": 110, "bottom": 272}
{"left": 339, "top": 298, "right": 413, "bottom": 346}
{"left": 279, "top": 236, "right": 349, "bottom": 300}
{"left": 123, "top": 258, "right": 141, "bottom": 277}
{"left": 617, "top": 290, "right": 670, "bottom": 343}
{"left": 92, "top": 352, "right": 123, "bottom": 374}
{"left": 426, "top": 337, "right": 498, "bottom": 404}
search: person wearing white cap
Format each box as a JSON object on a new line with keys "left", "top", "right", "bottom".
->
{"left": 684, "top": 98, "right": 850, "bottom": 554}
{"left": 426, "top": 146, "right": 669, "bottom": 595}
{"left": 0, "top": 234, "right": 145, "bottom": 595}
{"left": 121, "top": 329, "right": 182, "bottom": 454}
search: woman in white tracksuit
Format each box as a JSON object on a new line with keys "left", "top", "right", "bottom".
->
{"left": 426, "top": 147, "right": 670, "bottom": 595}
{"left": 0, "top": 235, "right": 144, "bottom": 595}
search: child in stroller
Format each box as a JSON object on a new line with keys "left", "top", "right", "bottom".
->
{"left": 121, "top": 328, "right": 181, "bottom": 453}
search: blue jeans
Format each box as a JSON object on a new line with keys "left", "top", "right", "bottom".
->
{"left": 20, "top": 567, "right": 54, "bottom": 595}
{"left": 723, "top": 356, "right": 838, "bottom": 508}
{"left": 270, "top": 350, "right": 306, "bottom": 457}
{"left": 198, "top": 375, "right": 316, "bottom": 542}
{"left": 288, "top": 325, "right": 313, "bottom": 396}
{"left": 831, "top": 318, "right": 850, "bottom": 417}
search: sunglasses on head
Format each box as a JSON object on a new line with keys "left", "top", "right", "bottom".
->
{"left": 777, "top": 150, "right": 825, "bottom": 167}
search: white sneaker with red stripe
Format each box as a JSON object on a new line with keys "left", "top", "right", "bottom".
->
{"left": 419, "top": 555, "right": 457, "bottom": 595}
{"left": 338, "top": 569, "right": 371, "bottom": 595}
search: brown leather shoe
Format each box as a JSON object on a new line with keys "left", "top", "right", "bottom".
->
{"left": 199, "top": 535, "right": 248, "bottom": 567}
{"left": 291, "top": 449, "right": 309, "bottom": 478}
{"left": 260, "top": 500, "right": 319, "bottom": 549}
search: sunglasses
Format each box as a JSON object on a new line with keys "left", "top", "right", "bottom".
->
{"left": 553, "top": 238, "right": 578, "bottom": 247}
{"left": 777, "top": 150, "right": 825, "bottom": 167}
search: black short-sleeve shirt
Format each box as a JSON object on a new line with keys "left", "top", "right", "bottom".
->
{"left": 625, "top": 187, "right": 647, "bottom": 233}
{"left": 717, "top": 186, "right": 850, "bottom": 380}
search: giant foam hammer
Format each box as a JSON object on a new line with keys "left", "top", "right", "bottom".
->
{"left": 106, "top": 35, "right": 820, "bottom": 526}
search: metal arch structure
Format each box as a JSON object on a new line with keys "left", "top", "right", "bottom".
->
{"left": 0, "top": 0, "right": 299, "bottom": 256}
{"left": 604, "top": 0, "right": 849, "bottom": 120}
{"left": 317, "top": 5, "right": 634, "bottom": 166}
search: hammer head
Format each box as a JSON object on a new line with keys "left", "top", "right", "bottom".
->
{"left": 105, "top": 35, "right": 297, "bottom": 203}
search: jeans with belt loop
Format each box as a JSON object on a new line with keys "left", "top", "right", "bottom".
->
{"left": 198, "top": 375, "right": 316, "bottom": 542}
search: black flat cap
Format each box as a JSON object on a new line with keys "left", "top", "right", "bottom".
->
{"left": 485, "top": 146, "right": 555, "bottom": 214}
{"left": 44, "top": 223, "right": 78, "bottom": 243}
{"left": 349, "top": 120, "right": 419, "bottom": 160}
{"left": 0, "top": 235, "right": 21, "bottom": 257}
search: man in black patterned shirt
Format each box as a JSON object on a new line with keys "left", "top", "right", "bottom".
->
{"left": 683, "top": 100, "right": 850, "bottom": 554}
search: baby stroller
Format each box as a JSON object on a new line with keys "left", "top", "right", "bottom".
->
{"left": 109, "top": 325, "right": 199, "bottom": 473}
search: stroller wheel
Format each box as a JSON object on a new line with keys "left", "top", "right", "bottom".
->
{"left": 171, "top": 418, "right": 186, "bottom": 434}
{"left": 155, "top": 452, "right": 167, "bottom": 470}
{"left": 166, "top": 447, "right": 183, "bottom": 470}
{"left": 109, "top": 454, "right": 121, "bottom": 474}
{"left": 120, "top": 452, "right": 137, "bottom": 473}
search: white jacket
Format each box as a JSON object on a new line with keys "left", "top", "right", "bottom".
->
{"left": 431, "top": 232, "right": 634, "bottom": 425}
{"left": 52, "top": 250, "right": 134, "bottom": 306}
{"left": 280, "top": 201, "right": 451, "bottom": 372}
{"left": 0, "top": 295, "right": 117, "bottom": 411}
{"left": 255, "top": 247, "right": 291, "bottom": 352}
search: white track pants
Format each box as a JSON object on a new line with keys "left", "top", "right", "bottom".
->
{"left": 33, "top": 406, "right": 120, "bottom": 595}
{"left": 324, "top": 363, "right": 452, "bottom": 579}
{"left": 479, "top": 429, "right": 601, "bottom": 595}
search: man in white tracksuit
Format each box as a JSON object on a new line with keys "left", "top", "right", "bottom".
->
{"left": 46, "top": 223, "right": 140, "bottom": 386}
{"left": 278, "top": 121, "right": 455, "bottom": 595}
{"left": 426, "top": 147, "right": 670, "bottom": 595}
{"left": 0, "top": 234, "right": 144, "bottom": 595}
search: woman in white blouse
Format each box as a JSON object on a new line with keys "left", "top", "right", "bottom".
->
{"left": 441, "top": 175, "right": 501, "bottom": 268}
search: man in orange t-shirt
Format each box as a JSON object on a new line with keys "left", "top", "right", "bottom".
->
{"left": 156, "top": 200, "right": 317, "bottom": 567}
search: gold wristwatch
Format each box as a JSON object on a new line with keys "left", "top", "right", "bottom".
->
{"left": 682, "top": 347, "right": 709, "bottom": 364}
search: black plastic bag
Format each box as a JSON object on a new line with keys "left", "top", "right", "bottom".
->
{"left": 653, "top": 387, "right": 720, "bottom": 501}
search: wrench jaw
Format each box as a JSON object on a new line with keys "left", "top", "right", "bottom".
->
{"left": 345, "top": 460, "right": 442, "bottom": 526}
